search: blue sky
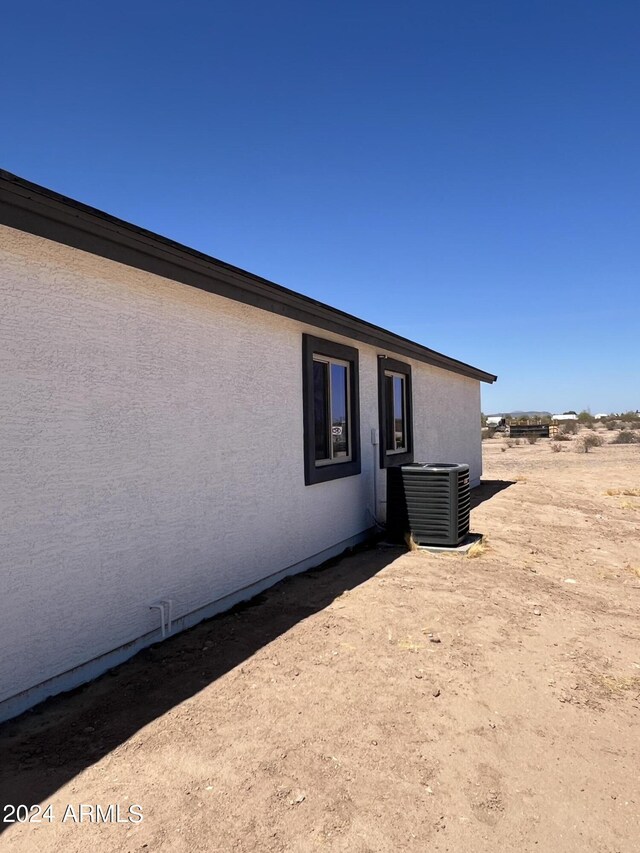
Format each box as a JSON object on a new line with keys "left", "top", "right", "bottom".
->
{"left": 2, "top": 1, "right": 638, "bottom": 413}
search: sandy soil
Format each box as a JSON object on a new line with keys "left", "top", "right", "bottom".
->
{"left": 1, "top": 434, "right": 639, "bottom": 852}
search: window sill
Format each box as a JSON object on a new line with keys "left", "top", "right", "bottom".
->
{"left": 305, "top": 458, "right": 362, "bottom": 485}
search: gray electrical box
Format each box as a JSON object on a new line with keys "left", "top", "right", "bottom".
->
{"left": 386, "top": 462, "right": 471, "bottom": 547}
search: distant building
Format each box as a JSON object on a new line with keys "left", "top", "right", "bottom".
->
{"left": 486, "top": 416, "right": 507, "bottom": 427}
{"left": 552, "top": 413, "right": 578, "bottom": 421}
{"left": 594, "top": 413, "right": 609, "bottom": 419}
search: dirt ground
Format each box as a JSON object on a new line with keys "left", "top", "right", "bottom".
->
{"left": 1, "top": 433, "right": 639, "bottom": 852}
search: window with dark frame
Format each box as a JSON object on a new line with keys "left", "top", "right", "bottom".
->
{"left": 377, "top": 355, "right": 413, "bottom": 468}
{"left": 303, "top": 335, "right": 361, "bottom": 485}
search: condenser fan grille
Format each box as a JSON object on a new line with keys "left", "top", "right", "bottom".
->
{"left": 386, "top": 462, "right": 471, "bottom": 547}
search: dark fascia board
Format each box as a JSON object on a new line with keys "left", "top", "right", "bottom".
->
{"left": 0, "top": 170, "right": 497, "bottom": 384}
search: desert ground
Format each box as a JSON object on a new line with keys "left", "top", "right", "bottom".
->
{"left": 1, "top": 432, "right": 639, "bottom": 852}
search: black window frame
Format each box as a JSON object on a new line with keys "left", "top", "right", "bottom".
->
{"left": 377, "top": 355, "right": 414, "bottom": 468}
{"left": 302, "top": 334, "right": 361, "bottom": 485}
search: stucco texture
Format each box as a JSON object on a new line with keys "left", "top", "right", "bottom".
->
{"left": 0, "top": 225, "right": 481, "bottom": 707}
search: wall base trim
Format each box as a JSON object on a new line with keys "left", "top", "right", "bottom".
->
{"left": 0, "top": 529, "right": 374, "bottom": 725}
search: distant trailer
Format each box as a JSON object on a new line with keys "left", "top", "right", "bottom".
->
{"left": 486, "top": 417, "right": 507, "bottom": 432}
{"left": 508, "top": 423, "right": 550, "bottom": 439}
{"left": 552, "top": 414, "right": 578, "bottom": 421}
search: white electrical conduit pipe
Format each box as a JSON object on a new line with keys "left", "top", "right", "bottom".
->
{"left": 149, "top": 599, "right": 173, "bottom": 638}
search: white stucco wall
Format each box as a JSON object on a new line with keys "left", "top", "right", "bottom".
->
{"left": 0, "top": 225, "right": 482, "bottom": 716}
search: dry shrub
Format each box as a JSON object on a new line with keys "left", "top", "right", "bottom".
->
{"left": 551, "top": 443, "right": 562, "bottom": 453}
{"left": 611, "top": 430, "right": 640, "bottom": 445}
{"left": 577, "top": 432, "right": 604, "bottom": 453}
{"left": 404, "top": 532, "right": 419, "bottom": 552}
{"left": 526, "top": 434, "right": 539, "bottom": 444}
{"left": 561, "top": 421, "right": 578, "bottom": 435}
{"left": 553, "top": 432, "right": 571, "bottom": 442}
{"left": 395, "top": 637, "right": 425, "bottom": 652}
{"left": 592, "top": 673, "right": 640, "bottom": 696}
{"left": 605, "top": 488, "right": 640, "bottom": 497}
{"left": 467, "top": 537, "right": 487, "bottom": 559}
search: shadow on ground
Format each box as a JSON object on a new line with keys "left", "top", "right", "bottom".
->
{"left": 0, "top": 542, "right": 400, "bottom": 825}
{"left": 471, "top": 479, "right": 515, "bottom": 509}
{"left": 0, "top": 481, "right": 512, "bottom": 820}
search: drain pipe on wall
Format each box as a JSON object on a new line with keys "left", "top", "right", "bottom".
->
{"left": 149, "top": 602, "right": 166, "bottom": 638}
{"left": 149, "top": 599, "right": 173, "bottom": 639}
{"left": 368, "top": 427, "right": 385, "bottom": 531}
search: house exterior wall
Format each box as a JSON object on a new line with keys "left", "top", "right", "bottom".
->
{"left": 0, "top": 225, "right": 482, "bottom": 719}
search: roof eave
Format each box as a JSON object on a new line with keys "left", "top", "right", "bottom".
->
{"left": 0, "top": 170, "right": 497, "bottom": 384}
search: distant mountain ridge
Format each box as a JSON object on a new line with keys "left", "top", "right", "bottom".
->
{"left": 487, "top": 411, "right": 552, "bottom": 418}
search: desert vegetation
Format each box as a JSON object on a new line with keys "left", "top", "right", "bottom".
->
{"left": 577, "top": 432, "right": 604, "bottom": 453}
{"left": 611, "top": 429, "right": 640, "bottom": 445}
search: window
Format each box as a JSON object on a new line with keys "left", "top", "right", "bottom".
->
{"left": 313, "top": 356, "right": 352, "bottom": 463}
{"left": 378, "top": 355, "right": 413, "bottom": 468}
{"left": 303, "top": 335, "right": 361, "bottom": 484}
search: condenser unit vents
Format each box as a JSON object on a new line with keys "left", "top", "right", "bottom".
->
{"left": 386, "top": 462, "right": 471, "bottom": 547}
